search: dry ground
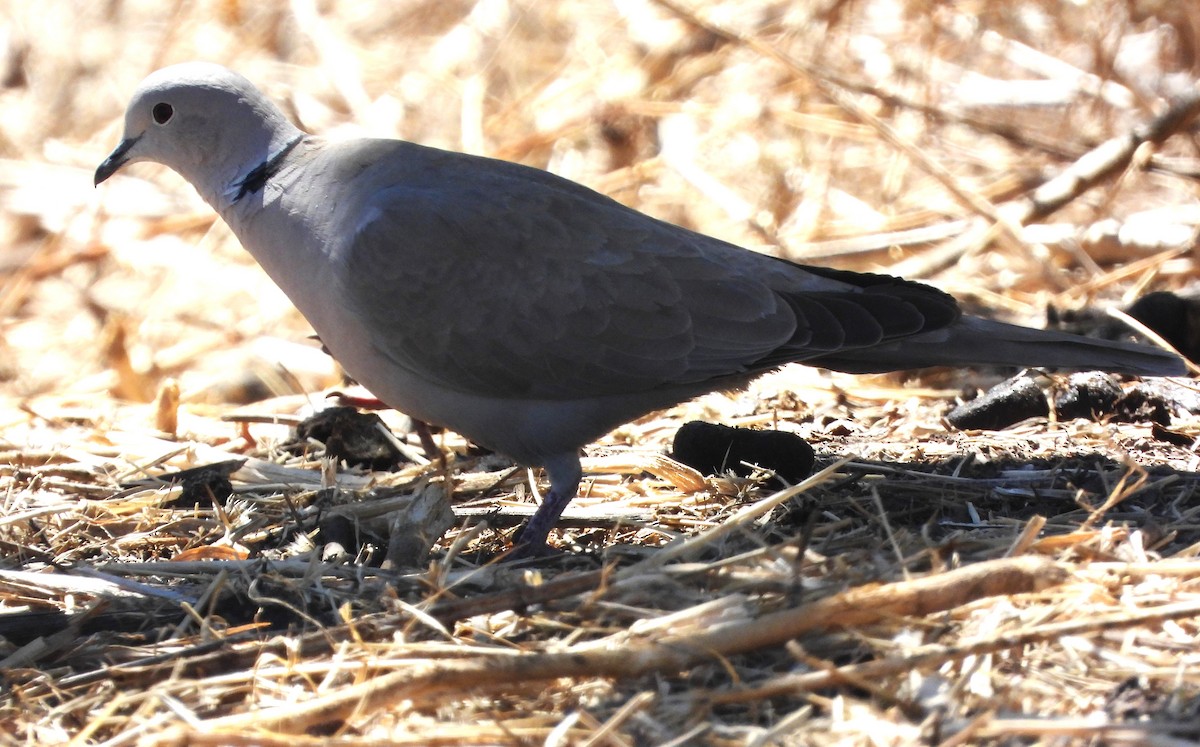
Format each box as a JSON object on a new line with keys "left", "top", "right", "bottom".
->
{"left": 2, "top": 1, "right": 1200, "bottom": 744}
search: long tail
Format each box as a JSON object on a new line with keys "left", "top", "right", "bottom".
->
{"left": 808, "top": 316, "right": 1187, "bottom": 377}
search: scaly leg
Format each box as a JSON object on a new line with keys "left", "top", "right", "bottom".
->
{"left": 512, "top": 452, "right": 582, "bottom": 557}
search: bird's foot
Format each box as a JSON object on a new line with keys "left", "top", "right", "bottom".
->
{"left": 509, "top": 485, "right": 576, "bottom": 561}
{"left": 506, "top": 537, "right": 561, "bottom": 560}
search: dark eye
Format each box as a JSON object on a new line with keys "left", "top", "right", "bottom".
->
{"left": 152, "top": 102, "right": 174, "bottom": 124}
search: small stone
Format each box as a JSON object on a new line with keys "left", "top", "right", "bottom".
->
{"left": 295, "top": 406, "right": 405, "bottom": 470}
{"left": 1054, "top": 371, "right": 1123, "bottom": 420}
{"left": 671, "top": 421, "right": 815, "bottom": 484}
{"left": 947, "top": 372, "right": 1048, "bottom": 430}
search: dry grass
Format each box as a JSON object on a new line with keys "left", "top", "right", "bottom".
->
{"left": 2, "top": 1, "right": 1200, "bottom": 744}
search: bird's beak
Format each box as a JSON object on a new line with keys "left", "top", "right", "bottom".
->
{"left": 94, "top": 135, "right": 141, "bottom": 186}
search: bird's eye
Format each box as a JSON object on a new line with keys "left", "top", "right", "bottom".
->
{"left": 152, "top": 103, "right": 174, "bottom": 125}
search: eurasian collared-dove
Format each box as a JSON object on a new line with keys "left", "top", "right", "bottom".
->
{"left": 95, "top": 63, "right": 1186, "bottom": 555}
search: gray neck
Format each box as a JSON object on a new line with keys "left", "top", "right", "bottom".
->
{"left": 188, "top": 118, "right": 305, "bottom": 212}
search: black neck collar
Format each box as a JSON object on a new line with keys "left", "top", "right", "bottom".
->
{"left": 232, "top": 135, "right": 303, "bottom": 202}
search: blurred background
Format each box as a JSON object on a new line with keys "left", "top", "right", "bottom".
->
{"left": 1, "top": 0, "right": 1198, "bottom": 417}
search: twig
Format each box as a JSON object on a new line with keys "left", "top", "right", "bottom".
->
{"left": 153, "top": 555, "right": 1066, "bottom": 737}
{"left": 709, "top": 598, "right": 1200, "bottom": 704}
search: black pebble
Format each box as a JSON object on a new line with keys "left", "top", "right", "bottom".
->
{"left": 671, "top": 421, "right": 815, "bottom": 484}
{"left": 1112, "top": 383, "right": 1172, "bottom": 426}
{"left": 1126, "top": 291, "right": 1200, "bottom": 362}
{"left": 295, "top": 406, "right": 405, "bottom": 470}
{"left": 159, "top": 461, "right": 241, "bottom": 508}
{"left": 1046, "top": 290, "right": 1197, "bottom": 363}
{"left": 1054, "top": 372, "right": 1123, "bottom": 420}
{"left": 946, "top": 372, "right": 1048, "bottom": 430}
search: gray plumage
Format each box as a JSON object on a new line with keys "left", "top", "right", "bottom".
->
{"left": 95, "top": 63, "right": 1187, "bottom": 554}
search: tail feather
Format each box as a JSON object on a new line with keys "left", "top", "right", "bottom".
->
{"left": 808, "top": 316, "right": 1187, "bottom": 377}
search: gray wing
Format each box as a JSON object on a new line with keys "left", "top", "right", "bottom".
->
{"left": 336, "top": 146, "right": 959, "bottom": 400}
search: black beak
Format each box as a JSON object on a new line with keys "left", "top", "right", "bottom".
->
{"left": 94, "top": 135, "right": 140, "bottom": 186}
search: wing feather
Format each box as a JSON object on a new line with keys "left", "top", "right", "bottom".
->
{"left": 332, "top": 142, "right": 961, "bottom": 400}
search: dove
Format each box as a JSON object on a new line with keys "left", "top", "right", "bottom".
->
{"left": 95, "top": 63, "right": 1186, "bottom": 556}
